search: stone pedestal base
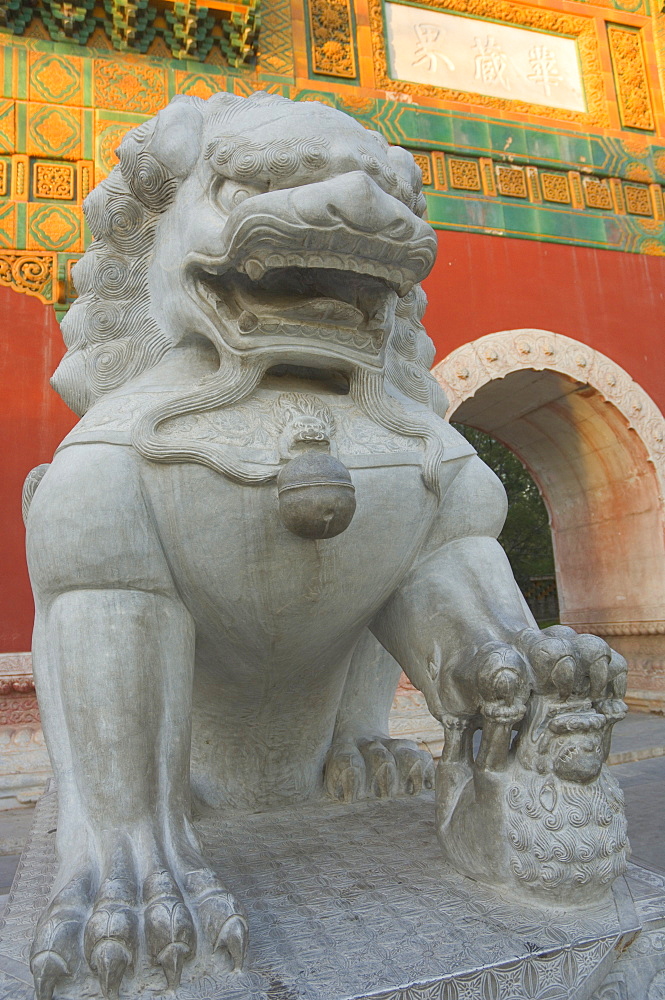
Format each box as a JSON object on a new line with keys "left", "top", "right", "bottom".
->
{"left": 0, "top": 789, "right": 664, "bottom": 999}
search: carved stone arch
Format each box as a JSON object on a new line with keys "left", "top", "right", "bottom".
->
{"left": 433, "top": 329, "right": 665, "bottom": 711}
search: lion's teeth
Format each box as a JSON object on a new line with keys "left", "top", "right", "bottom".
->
{"left": 245, "top": 259, "right": 265, "bottom": 281}
{"left": 238, "top": 310, "right": 258, "bottom": 333}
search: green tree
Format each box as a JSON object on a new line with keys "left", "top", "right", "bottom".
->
{"left": 452, "top": 424, "right": 555, "bottom": 591}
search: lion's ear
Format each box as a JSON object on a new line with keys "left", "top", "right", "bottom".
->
{"left": 118, "top": 99, "right": 204, "bottom": 197}
{"left": 144, "top": 98, "right": 204, "bottom": 179}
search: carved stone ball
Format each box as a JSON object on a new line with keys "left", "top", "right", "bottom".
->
{"left": 277, "top": 452, "right": 356, "bottom": 539}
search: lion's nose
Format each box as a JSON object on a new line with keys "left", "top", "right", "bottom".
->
{"left": 291, "top": 170, "right": 425, "bottom": 240}
{"left": 222, "top": 167, "right": 438, "bottom": 290}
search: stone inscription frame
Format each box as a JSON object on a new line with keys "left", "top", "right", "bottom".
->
{"left": 369, "top": 0, "right": 611, "bottom": 127}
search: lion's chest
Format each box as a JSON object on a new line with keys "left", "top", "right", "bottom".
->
{"left": 144, "top": 460, "right": 436, "bottom": 665}
{"left": 64, "top": 381, "right": 446, "bottom": 666}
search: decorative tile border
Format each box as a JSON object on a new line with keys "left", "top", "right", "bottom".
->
{"left": 541, "top": 172, "right": 570, "bottom": 203}
{"left": 496, "top": 165, "right": 528, "bottom": 198}
{"left": 412, "top": 147, "right": 664, "bottom": 222}
{"left": 0, "top": 249, "right": 55, "bottom": 301}
{"left": 32, "top": 160, "right": 74, "bottom": 199}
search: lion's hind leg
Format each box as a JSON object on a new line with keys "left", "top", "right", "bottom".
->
{"left": 324, "top": 630, "right": 435, "bottom": 803}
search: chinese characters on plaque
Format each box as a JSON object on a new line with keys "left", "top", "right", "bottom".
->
{"left": 385, "top": 2, "right": 586, "bottom": 112}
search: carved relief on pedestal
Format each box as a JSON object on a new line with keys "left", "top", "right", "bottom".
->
{"left": 0, "top": 652, "right": 35, "bottom": 700}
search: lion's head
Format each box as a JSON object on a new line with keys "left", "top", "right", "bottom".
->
{"left": 53, "top": 92, "right": 449, "bottom": 491}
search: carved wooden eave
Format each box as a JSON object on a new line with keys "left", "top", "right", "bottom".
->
{"left": 0, "top": 0, "right": 260, "bottom": 63}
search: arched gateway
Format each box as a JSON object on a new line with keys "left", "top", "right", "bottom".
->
{"left": 434, "top": 329, "right": 665, "bottom": 713}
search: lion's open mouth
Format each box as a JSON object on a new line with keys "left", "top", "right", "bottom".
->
{"left": 194, "top": 261, "right": 397, "bottom": 361}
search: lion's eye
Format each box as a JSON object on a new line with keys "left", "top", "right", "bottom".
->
{"left": 215, "top": 180, "right": 263, "bottom": 213}
{"left": 231, "top": 187, "right": 251, "bottom": 206}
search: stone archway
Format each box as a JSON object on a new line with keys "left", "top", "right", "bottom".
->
{"left": 433, "top": 330, "right": 665, "bottom": 712}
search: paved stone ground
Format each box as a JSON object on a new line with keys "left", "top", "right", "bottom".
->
{"left": 611, "top": 755, "right": 665, "bottom": 871}
{"left": 0, "top": 701, "right": 661, "bottom": 911}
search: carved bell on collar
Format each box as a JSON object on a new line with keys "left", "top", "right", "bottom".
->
{"left": 277, "top": 451, "right": 356, "bottom": 539}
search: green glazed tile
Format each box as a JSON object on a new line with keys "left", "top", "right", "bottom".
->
{"left": 15, "top": 200, "right": 26, "bottom": 248}
{"left": 391, "top": 106, "right": 455, "bottom": 148}
{"left": 521, "top": 130, "right": 563, "bottom": 166}
{"left": 451, "top": 116, "right": 491, "bottom": 155}
{"left": 1, "top": 48, "right": 12, "bottom": 101}
{"left": 488, "top": 122, "right": 529, "bottom": 158}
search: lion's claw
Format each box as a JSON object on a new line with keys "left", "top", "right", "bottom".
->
{"left": 324, "top": 744, "right": 365, "bottom": 802}
{"left": 217, "top": 914, "right": 249, "bottom": 969}
{"left": 31, "top": 950, "right": 70, "bottom": 1000}
{"left": 157, "top": 941, "right": 191, "bottom": 990}
{"left": 144, "top": 870, "right": 196, "bottom": 989}
{"left": 325, "top": 735, "right": 434, "bottom": 802}
{"left": 83, "top": 863, "right": 139, "bottom": 997}
{"left": 89, "top": 940, "right": 132, "bottom": 1000}
{"left": 31, "top": 854, "right": 244, "bottom": 998}
{"left": 30, "top": 875, "right": 90, "bottom": 999}
{"left": 184, "top": 867, "right": 247, "bottom": 970}
{"left": 389, "top": 741, "right": 435, "bottom": 794}
{"left": 360, "top": 741, "right": 398, "bottom": 797}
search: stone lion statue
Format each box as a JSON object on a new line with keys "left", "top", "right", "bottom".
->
{"left": 23, "top": 92, "right": 629, "bottom": 1000}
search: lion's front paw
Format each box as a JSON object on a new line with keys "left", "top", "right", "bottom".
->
{"left": 324, "top": 735, "right": 434, "bottom": 803}
{"left": 434, "top": 625, "right": 630, "bottom": 905}
{"left": 30, "top": 838, "right": 246, "bottom": 1000}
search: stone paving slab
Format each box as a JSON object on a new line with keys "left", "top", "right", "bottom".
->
{"left": 0, "top": 788, "right": 663, "bottom": 1000}
{"left": 611, "top": 756, "right": 665, "bottom": 873}
{"left": 0, "top": 809, "right": 34, "bottom": 858}
{"left": 607, "top": 711, "right": 665, "bottom": 763}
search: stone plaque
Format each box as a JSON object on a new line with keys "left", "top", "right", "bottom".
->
{"left": 384, "top": 1, "right": 587, "bottom": 112}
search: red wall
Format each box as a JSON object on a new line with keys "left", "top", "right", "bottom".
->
{"left": 423, "top": 231, "right": 665, "bottom": 412}
{"left": 1, "top": 289, "right": 75, "bottom": 652}
{"left": 2, "top": 232, "right": 664, "bottom": 651}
